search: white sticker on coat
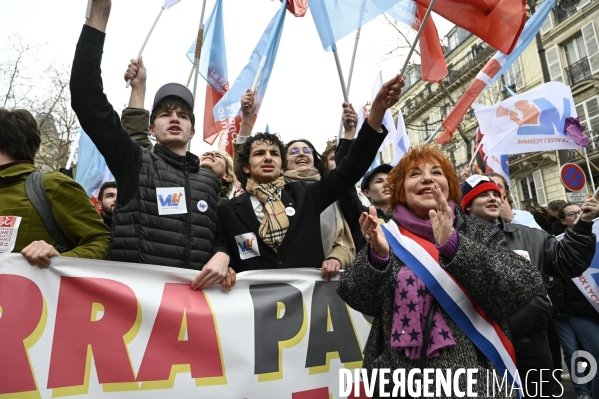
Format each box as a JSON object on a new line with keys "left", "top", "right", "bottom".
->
{"left": 235, "top": 232, "right": 260, "bottom": 260}
{"left": 156, "top": 187, "right": 187, "bottom": 215}
{"left": 0, "top": 216, "right": 22, "bottom": 253}
{"left": 513, "top": 249, "right": 531, "bottom": 261}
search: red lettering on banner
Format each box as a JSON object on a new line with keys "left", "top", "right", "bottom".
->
{"left": 292, "top": 387, "right": 330, "bottom": 399}
{"left": 137, "top": 283, "right": 224, "bottom": 383}
{"left": 0, "top": 275, "right": 44, "bottom": 394}
{"left": 48, "top": 277, "right": 139, "bottom": 388}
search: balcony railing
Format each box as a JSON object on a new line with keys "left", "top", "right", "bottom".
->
{"left": 406, "top": 45, "right": 496, "bottom": 115}
{"left": 554, "top": 7, "right": 577, "bottom": 24}
{"left": 566, "top": 57, "right": 593, "bottom": 85}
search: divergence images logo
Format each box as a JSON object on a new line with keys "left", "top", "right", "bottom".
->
{"left": 496, "top": 97, "right": 571, "bottom": 136}
{"left": 238, "top": 237, "right": 255, "bottom": 253}
{"left": 572, "top": 350, "right": 597, "bottom": 384}
{"left": 159, "top": 192, "right": 184, "bottom": 207}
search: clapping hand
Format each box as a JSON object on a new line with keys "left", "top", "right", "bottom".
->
{"left": 429, "top": 185, "right": 454, "bottom": 246}
{"left": 360, "top": 206, "right": 389, "bottom": 258}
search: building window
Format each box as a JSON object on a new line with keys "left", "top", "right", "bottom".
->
{"left": 520, "top": 176, "right": 538, "bottom": 208}
{"left": 564, "top": 35, "right": 593, "bottom": 85}
{"left": 564, "top": 36, "right": 587, "bottom": 65}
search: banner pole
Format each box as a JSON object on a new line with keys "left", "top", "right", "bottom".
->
{"left": 186, "top": 64, "right": 195, "bottom": 87}
{"left": 333, "top": 48, "right": 354, "bottom": 127}
{"left": 126, "top": 7, "right": 165, "bottom": 88}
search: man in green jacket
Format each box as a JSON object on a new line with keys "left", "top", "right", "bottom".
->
{"left": 0, "top": 108, "right": 110, "bottom": 267}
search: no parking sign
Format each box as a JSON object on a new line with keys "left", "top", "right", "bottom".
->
{"left": 560, "top": 163, "right": 587, "bottom": 192}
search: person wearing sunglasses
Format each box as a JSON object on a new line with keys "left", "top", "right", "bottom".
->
{"left": 549, "top": 202, "right": 599, "bottom": 399}
{"left": 214, "top": 76, "right": 404, "bottom": 281}
{"left": 461, "top": 177, "right": 598, "bottom": 397}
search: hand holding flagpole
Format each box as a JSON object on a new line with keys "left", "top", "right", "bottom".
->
{"left": 244, "top": 56, "right": 266, "bottom": 108}
{"left": 126, "top": 0, "right": 182, "bottom": 88}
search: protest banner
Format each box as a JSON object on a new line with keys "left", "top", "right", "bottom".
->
{"left": 0, "top": 254, "right": 370, "bottom": 398}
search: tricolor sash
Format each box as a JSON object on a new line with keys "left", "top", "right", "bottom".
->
{"left": 381, "top": 221, "right": 522, "bottom": 397}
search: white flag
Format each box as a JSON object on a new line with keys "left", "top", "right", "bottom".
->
{"left": 474, "top": 82, "right": 580, "bottom": 156}
{"left": 162, "top": 0, "right": 182, "bottom": 9}
{"left": 392, "top": 109, "right": 411, "bottom": 165}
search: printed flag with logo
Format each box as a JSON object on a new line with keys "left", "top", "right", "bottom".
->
{"left": 437, "top": 0, "right": 556, "bottom": 144}
{"left": 386, "top": 1, "right": 447, "bottom": 82}
{"left": 212, "top": 0, "right": 287, "bottom": 156}
{"left": 474, "top": 82, "right": 580, "bottom": 156}
{"left": 309, "top": 0, "right": 398, "bottom": 51}
{"left": 556, "top": 220, "right": 599, "bottom": 313}
{"left": 187, "top": 0, "right": 228, "bottom": 145}
{"left": 74, "top": 128, "right": 114, "bottom": 213}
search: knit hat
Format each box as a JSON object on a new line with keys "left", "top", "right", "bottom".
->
{"left": 460, "top": 175, "right": 502, "bottom": 213}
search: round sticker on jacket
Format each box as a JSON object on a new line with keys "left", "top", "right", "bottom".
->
{"left": 285, "top": 207, "right": 295, "bottom": 216}
{"left": 198, "top": 200, "right": 208, "bottom": 213}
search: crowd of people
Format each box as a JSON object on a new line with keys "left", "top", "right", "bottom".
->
{"left": 1, "top": 1, "right": 598, "bottom": 398}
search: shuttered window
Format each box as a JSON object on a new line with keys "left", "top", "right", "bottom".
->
{"left": 546, "top": 45, "right": 564, "bottom": 82}
{"left": 582, "top": 22, "right": 599, "bottom": 75}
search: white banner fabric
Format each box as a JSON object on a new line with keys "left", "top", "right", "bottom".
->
{"left": 0, "top": 254, "right": 372, "bottom": 398}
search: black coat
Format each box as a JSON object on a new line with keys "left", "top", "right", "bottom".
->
{"left": 500, "top": 218, "right": 596, "bottom": 347}
{"left": 335, "top": 138, "right": 392, "bottom": 253}
{"left": 215, "top": 122, "right": 386, "bottom": 273}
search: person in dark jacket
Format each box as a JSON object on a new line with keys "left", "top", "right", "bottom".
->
{"left": 335, "top": 103, "right": 393, "bottom": 253}
{"left": 338, "top": 144, "right": 541, "bottom": 398}
{"left": 98, "top": 181, "right": 116, "bottom": 227}
{"left": 551, "top": 202, "right": 599, "bottom": 399}
{"left": 461, "top": 175, "right": 598, "bottom": 398}
{"left": 71, "top": 0, "right": 229, "bottom": 290}
{"left": 214, "top": 75, "right": 404, "bottom": 275}
{"left": 121, "top": 57, "right": 238, "bottom": 205}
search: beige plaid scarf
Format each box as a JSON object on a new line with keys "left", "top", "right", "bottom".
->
{"left": 245, "top": 177, "right": 289, "bottom": 252}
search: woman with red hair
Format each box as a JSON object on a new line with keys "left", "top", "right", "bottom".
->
{"left": 337, "top": 144, "right": 543, "bottom": 398}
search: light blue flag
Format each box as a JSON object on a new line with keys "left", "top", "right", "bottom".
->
{"left": 308, "top": 0, "right": 399, "bottom": 51}
{"left": 385, "top": 0, "right": 418, "bottom": 28}
{"left": 186, "top": 0, "right": 228, "bottom": 91}
{"left": 485, "top": 0, "right": 556, "bottom": 89}
{"left": 75, "top": 128, "right": 114, "bottom": 202}
{"left": 212, "top": 1, "right": 287, "bottom": 130}
{"left": 265, "top": 124, "right": 270, "bottom": 133}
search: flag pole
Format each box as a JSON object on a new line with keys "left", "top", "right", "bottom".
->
{"left": 186, "top": 64, "right": 195, "bottom": 87}
{"left": 424, "top": 124, "right": 443, "bottom": 144}
{"left": 387, "top": 0, "right": 438, "bottom": 105}
{"left": 188, "top": 0, "right": 209, "bottom": 151}
{"left": 584, "top": 147, "right": 596, "bottom": 192}
{"left": 333, "top": 47, "right": 354, "bottom": 127}
{"left": 468, "top": 141, "right": 483, "bottom": 167}
{"left": 85, "top": 0, "right": 93, "bottom": 18}
{"left": 126, "top": 7, "right": 165, "bottom": 88}
{"left": 337, "top": 27, "right": 362, "bottom": 137}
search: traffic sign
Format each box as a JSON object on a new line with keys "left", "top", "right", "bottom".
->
{"left": 560, "top": 163, "right": 586, "bottom": 192}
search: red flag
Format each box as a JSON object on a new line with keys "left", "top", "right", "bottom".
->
{"left": 413, "top": 0, "right": 526, "bottom": 55}
{"left": 281, "top": 0, "right": 308, "bottom": 17}
{"left": 414, "top": 3, "right": 448, "bottom": 83}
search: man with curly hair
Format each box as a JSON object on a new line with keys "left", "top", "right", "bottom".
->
{"left": 214, "top": 75, "right": 404, "bottom": 276}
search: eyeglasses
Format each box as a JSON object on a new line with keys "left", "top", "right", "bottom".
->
{"left": 288, "top": 147, "right": 313, "bottom": 156}
{"left": 565, "top": 210, "right": 582, "bottom": 218}
{"left": 201, "top": 151, "right": 223, "bottom": 159}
